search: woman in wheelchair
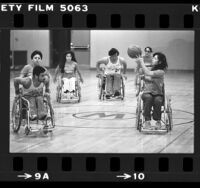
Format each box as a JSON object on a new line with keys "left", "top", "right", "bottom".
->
{"left": 135, "top": 52, "right": 168, "bottom": 130}
{"left": 96, "top": 48, "right": 127, "bottom": 99}
{"left": 14, "top": 66, "right": 50, "bottom": 121}
{"left": 53, "top": 51, "right": 83, "bottom": 99}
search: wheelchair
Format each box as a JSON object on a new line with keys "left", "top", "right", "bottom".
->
{"left": 56, "top": 76, "right": 81, "bottom": 103}
{"left": 11, "top": 92, "right": 55, "bottom": 135}
{"left": 135, "top": 76, "right": 173, "bottom": 133}
{"left": 97, "top": 73, "right": 125, "bottom": 100}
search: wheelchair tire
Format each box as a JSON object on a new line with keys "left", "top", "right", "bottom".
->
{"left": 76, "top": 83, "right": 81, "bottom": 103}
{"left": 121, "top": 78, "right": 125, "bottom": 100}
{"left": 167, "top": 105, "right": 173, "bottom": 131}
{"left": 56, "top": 91, "right": 59, "bottom": 102}
{"left": 46, "top": 100, "right": 55, "bottom": 128}
{"left": 12, "top": 98, "right": 22, "bottom": 133}
{"left": 56, "top": 85, "right": 62, "bottom": 103}
{"left": 77, "top": 93, "right": 81, "bottom": 103}
{"left": 136, "top": 96, "right": 142, "bottom": 131}
{"left": 98, "top": 77, "right": 105, "bottom": 100}
{"left": 166, "top": 96, "right": 173, "bottom": 131}
{"left": 58, "top": 91, "right": 62, "bottom": 103}
{"left": 99, "top": 86, "right": 103, "bottom": 100}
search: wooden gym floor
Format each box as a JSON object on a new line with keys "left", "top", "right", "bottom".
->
{"left": 9, "top": 69, "right": 194, "bottom": 153}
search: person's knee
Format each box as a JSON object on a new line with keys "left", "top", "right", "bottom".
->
{"left": 142, "top": 93, "right": 152, "bottom": 101}
{"left": 115, "top": 74, "right": 121, "bottom": 78}
{"left": 154, "top": 96, "right": 163, "bottom": 105}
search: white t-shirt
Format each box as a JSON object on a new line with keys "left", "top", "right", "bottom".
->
{"left": 104, "top": 57, "right": 122, "bottom": 75}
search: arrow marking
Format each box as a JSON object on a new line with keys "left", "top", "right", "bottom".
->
{"left": 17, "top": 173, "right": 32, "bottom": 180}
{"left": 116, "top": 173, "right": 131, "bottom": 180}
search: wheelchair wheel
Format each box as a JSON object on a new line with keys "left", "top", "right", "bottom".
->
{"left": 121, "top": 77, "right": 125, "bottom": 100}
{"left": 75, "top": 82, "right": 81, "bottom": 103}
{"left": 56, "top": 86, "right": 62, "bottom": 103}
{"left": 99, "top": 85, "right": 103, "bottom": 100}
{"left": 12, "top": 98, "right": 22, "bottom": 133}
{"left": 98, "top": 77, "right": 105, "bottom": 100}
{"left": 78, "top": 90, "right": 81, "bottom": 103}
{"left": 97, "top": 78, "right": 101, "bottom": 100}
{"left": 166, "top": 97, "right": 173, "bottom": 131}
{"left": 49, "top": 104, "right": 55, "bottom": 128}
{"left": 44, "top": 99, "right": 55, "bottom": 128}
{"left": 135, "top": 96, "right": 142, "bottom": 131}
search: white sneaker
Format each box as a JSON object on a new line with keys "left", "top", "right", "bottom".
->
{"left": 155, "top": 121, "right": 162, "bottom": 130}
{"left": 143, "top": 121, "right": 152, "bottom": 130}
{"left": 66, "top": 92, "right": 70, "bottom": 99}
{"left": 70, "top": 92, "right": 74, "bottom": 99}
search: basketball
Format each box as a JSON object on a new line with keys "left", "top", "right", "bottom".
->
{"left": 127, "top": 45, "right": 142, "bottom": 58}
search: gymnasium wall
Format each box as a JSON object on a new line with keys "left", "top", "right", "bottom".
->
{"left": 90, "top": 30, "right": 194, "bottom": 70}
{"left": 10, "top": 30, "right": 50, "bottom": 67}
{"left": 71, "top": 30, "right": 90, "bottom": 66}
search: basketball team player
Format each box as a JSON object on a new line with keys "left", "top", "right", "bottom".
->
{"left": 96, "top": 48, "right": 127, "bottom": 99}
{"left": 135, "top": 52, "right": 168, "bottom": 130}
{"left": 19, "top": 50, "right": 51, "bottom": 94}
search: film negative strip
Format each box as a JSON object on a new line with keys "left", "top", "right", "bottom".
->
{"left": 0, "top": 2, "right": 199, "bottom": 182}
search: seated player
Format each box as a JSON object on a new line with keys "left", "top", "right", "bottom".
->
{"left": 14, "top": 66, "right": 50, "bottom": 121}
{"left": 53, "top": 51, "right": 83, "bottom": 98}
{"left": 20, "top": 50, "right": 51, "bottom": 90}
{"left": 135, "top": 52, "right": 168, "bottom": 130}
{"left": 96, "top": 48, "right": 127, "bottom": 99}
{"left": 143, "top": 46, "right": 153, "bottom": 67}
{"left": 135, "top": 47, "right": 153, "bottom": 96}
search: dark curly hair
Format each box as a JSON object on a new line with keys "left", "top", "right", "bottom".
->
{"left": 31, "top": 50, "right": 43, "bottom": 60}
{"left": 144, "top": 46, "right": 153, "bottom": 53}
{"left": 59, "top": 51, "right": 77, "bottom": 73}
{"left": 108, "top": 48, "right": 119, "bottom": 56}
{"left": 33, "top": 66, "right": 46, "bottom": 77}
{"left": 151, "top": 52, "right": 168, "bottom": 71}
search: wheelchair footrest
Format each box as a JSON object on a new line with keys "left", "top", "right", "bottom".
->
{"left": 61, "top": 98, "right": 79, "bottom": 102}
{"left": 141, "top": 127, "right": 168, "bottom": 133}
{"left": 29, "top": 128, "right": 39, "bottom": 133}
{"left": 28, "top": 126, "right": 54, "bottom": 133}
{"left": 43, "top": 127, "right": 54, "bottom": 131}
{"left": 105, "top": 96, "right": 123, "bottom": 100}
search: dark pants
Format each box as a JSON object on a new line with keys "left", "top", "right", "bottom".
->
{"left": 106, "top": 74, "right": 121, "bottom": 95}
{"left": 141, "top": 93, "right": 163, "bottom": 121}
